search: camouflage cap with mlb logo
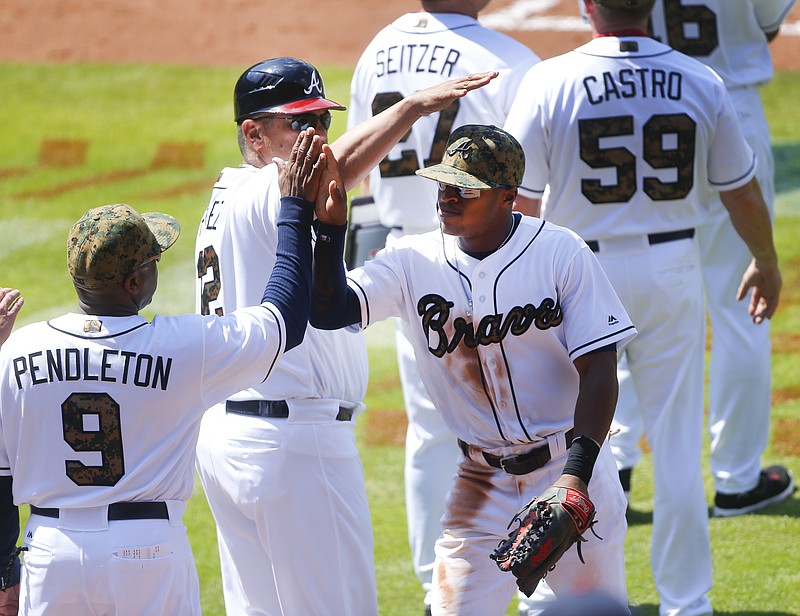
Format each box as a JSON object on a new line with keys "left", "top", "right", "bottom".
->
{"left": 415, "top": 124, "right": 525, "bottom": 190}
{"left": 68, "top": 204, "right": 180, "bottom": 289}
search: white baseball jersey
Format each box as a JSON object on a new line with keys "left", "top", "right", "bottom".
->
{"left": 504, "top": 36, "right": 756, "bottom": 240}
{"left": 346, "top": 215, "right": 636, "bottom": 450}
{"left": 0, "top": 306, "right": 285, "bottom": 506}
{"left": 196, "top": 163, "right": 368, "bottom": 403}
{"left": 649, "top": 0, "right": 797, "bottom": 88}
{"left": 348, "top": 11, "right": 540, "bottom": 232}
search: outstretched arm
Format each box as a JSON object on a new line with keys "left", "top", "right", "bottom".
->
{"left": 331, "top": 71, "right": 498, "bottom": 191}
{"left": 264, "top": 130, "right": 326, "bottom": 351}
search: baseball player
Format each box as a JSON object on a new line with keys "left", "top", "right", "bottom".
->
{"left": 503, "top": 1, "right": 782, "bottom": 614}
{"left": 309, "top": 124, "right": 637, "bottom": 615}
{"left": 194, "top": 57, "right": 497, "bottom": 615}
{"left": 348, "top": 4, "right": 540, "bottom": 610}
{"left": 610, "top": 0, "right": 796, "bottom": 517}
{"left": 0, "top": 133, "right": 324, "bottom": 616}
{"left": 0, "top": 288, "right": 23, "bottom": 348}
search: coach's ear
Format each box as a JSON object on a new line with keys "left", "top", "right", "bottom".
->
{"left": 241, "top": 118, "right": 265, "bottom": 147}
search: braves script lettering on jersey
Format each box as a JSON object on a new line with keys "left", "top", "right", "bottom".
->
{"left": 348, "top": 10, "right": 540, "bottom": 609}
{"left": 311, "top": 214, "right": 636, "bottom": 613}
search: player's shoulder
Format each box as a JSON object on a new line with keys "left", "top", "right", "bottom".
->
{"left": 0, "top": 319, "right": 50, "bottom": 357}
{"left": 523, "top": 216, "right": 590, "bottom": 251}
{"left": 389, "top": 228, "right": 443, "bottom": 253}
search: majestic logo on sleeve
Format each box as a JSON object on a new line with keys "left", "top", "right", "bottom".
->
{"left": 418, "top": 293, "right": 562, "bottom": 358}
{"left": 303, "top": 70, "right": 324, "bottom": 95}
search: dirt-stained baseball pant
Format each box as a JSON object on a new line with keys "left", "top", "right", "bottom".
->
{"left": 432, "top": 443, "right": 628, "bottom": 615}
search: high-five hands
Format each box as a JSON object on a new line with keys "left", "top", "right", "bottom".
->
{"left": 274, "top": 128, "right": 326, "bottom": 203}
{"left": 275, "top": 129, "right": 347, "bottom": 227}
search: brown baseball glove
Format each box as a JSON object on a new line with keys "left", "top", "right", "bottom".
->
{"left": 489, "top": 485, "right": 598, "bottom": 596}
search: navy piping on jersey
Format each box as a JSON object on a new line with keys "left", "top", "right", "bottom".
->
{"left": 347, "top": 278, "right": 370, "bottom": 327}
{"left": 709, "top": 152, "right": 757, "bottom": 189}
{"left": 570, "top": 327, "right": 635, "bottom": 360}
{"left": 47, "top": 320, "right": 150, "bottom": 339}
{"left": 258, "top": 303, "right": 284, "bottom": 384}
{"left": 576, "top": 45, "right": 676, "bottom": 60}
{"left": 491, "top": 219, "right": 546, "bottom": 441}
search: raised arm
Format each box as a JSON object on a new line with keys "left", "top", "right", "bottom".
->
{"left": 308, "top": 144, "right": 363, "bottom": 330}
{"left": 331, "top": 71, "right": 498, "bottom": 191}
{"left": 263, "top": 130, "right": 326, "bottom": 351}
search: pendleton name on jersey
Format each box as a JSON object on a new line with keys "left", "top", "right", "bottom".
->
{"left": 0, "top": 307, "right": 285, "bottom": 509}
{"left": 10, "top": 347, "right": 171, "bottom": 390}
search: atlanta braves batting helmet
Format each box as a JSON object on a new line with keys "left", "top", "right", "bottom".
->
{"left": 233, "top": 57, "right": 346, "bottom": 124}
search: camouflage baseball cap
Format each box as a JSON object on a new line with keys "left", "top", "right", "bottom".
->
{"left": 415, "top": 125, "right": 524, "bottom": 189}
{"left": 68, "top": 204, "right": 180, "bottom": 289}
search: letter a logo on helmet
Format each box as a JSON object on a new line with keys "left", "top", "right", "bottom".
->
{"left": 303, "top": 70, "right": 323, "bottom": 96}
{"left": 233, "top": 57, "right": 345, "bottom": 123}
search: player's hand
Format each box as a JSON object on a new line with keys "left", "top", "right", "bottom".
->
{"left": 0, "top": 288, "right": 24, "bottom": 348}
{"left": 0, "top": 583, "right": 19, "bottom": 616}
{"left": 315, "top": 144, "right": 348, "bottom": 226}
{"left": 407, "top": 71, "right": 498, "bottom": 117}
{"left": 736, "top": 258, "right": 781, "bottom": 324}
{"left": 274, "top": 128, "right": 325, "bottom": 204}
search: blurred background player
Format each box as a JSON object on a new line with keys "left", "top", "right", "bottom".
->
{"left": 504, "top": 0, "right": 782, "bottom": 613}
{"left": 348, "top": 4, "right": 539, "bottom": 611}
{"left": 611, "top": 0, "right": 796, "bottom": 517}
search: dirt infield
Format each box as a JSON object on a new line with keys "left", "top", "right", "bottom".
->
{"left": 2, "top": 0, "right": 799, "bottom": 70}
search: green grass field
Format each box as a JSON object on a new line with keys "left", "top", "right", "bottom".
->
{"left": 1, "top": 62, "right": 799, "bottom": 615}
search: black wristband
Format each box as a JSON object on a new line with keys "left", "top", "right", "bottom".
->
{"left": 562, "top": 435, "right": 601, "bottom": 484}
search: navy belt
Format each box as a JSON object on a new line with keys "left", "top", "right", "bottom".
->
{"left": 585, "top": 228, "right": 694, "bottom": 253}
{"left": 459, "top": 429, "right": 574, "bottom": 476}
{"left": 225, "top": 399, "right": 356, "bottom": 422}
{"left": 31, "top": 502, "right": 169, "bottom": 521}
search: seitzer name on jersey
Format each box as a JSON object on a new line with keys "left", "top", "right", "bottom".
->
{"left": 11, "top": 347, "right": 172, "bottom": 391}
{"left": 583, "top": 68, "right": 682, "bottom": 105}
{"left": 375, "top": 44, "right": 461, "bottom": 78}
